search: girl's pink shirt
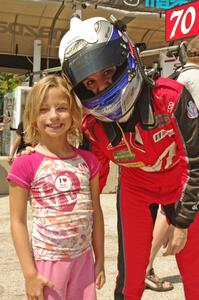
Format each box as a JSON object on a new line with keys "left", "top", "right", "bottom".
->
{"left": 7, "top": 149, "right": 100, "bottom": 260}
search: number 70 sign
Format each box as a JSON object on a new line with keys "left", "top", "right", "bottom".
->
{"left": 166, "top": 1, "right": 199, "bottom": 41}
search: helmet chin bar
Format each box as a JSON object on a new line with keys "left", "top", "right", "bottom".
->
{"left": 84, "top": 108, "right": 114, "bottom": 122}
{"left": 84, "top": 99, "right": 136, "bottom": 123}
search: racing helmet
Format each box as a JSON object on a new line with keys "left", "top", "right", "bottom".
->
{"left": 59, "top": 17, "right": 143, "bottom": 122}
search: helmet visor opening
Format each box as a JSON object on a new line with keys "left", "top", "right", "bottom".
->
{"left": 74, "top": 60, "right": 128, "bottom": 103}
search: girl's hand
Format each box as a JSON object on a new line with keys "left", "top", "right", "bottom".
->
{"left": 18, "top": 146, "right": 35, "bottom": 156}
{"left": 25, "top": 271, "right": 54, "bottom": 300}
{"left": 8, "top": 155, "right": 14, "bottom": 164}
{"left": 95, "top": 264, "right": 105, "bottom": 289}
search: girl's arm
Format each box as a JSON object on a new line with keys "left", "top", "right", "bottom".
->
{"left": 9, "top": 182, "right": 54, "bottom": 299}
{"left": 91, "top": 174, "right": 105, "bottom": 289}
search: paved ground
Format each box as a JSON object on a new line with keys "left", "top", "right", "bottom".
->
{"left": 0, "top": 193, "right": 185, "bottom": 300}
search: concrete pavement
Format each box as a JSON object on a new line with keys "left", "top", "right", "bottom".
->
{"left": 0, "top": 193, "right": 185, "bottom": 299}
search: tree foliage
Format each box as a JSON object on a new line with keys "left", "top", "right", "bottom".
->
{"left": 0, "top": 73, "right": 27, "bottom": 96}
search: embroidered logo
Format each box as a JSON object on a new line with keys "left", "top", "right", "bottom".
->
{"left": 155, "top": 114, "right": 170, "bottom": 126}
{"left": 153, "top": 129, "right": 174, "bottom": 143}
{"left": 121, "top": 161, "right": 145, "bottom": 168}
{"left": 114, "top": 149, "right": 135, "bottom": 162}
{"left": 187, "top": 101, "right": 199, "bottom": 119}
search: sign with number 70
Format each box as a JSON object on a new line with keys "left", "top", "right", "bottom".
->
{"left": 166, "top": 1, "right": 199, "bottom": 41}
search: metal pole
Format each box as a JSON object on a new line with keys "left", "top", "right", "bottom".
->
{"left": 33, "top": 40, "right": 42, "bottom": 83}
{"left": 140, "top": 45, "right": 179, "bottom": 57}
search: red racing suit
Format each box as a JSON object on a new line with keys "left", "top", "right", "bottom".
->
{"left": 82, "top": 78, "right": 199, "bottom": 300}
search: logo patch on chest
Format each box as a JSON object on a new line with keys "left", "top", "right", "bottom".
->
{"left": 155, "top": 114, "right": 170, "bottom": 126}
{"left": 55, "top": 175, "right": 73, "bottom": 191}
{"left": 113, "top": 149, "right": 135, "bottom": 162}
{"left": 153, "top": 129, "right": 174, "bottom": 143}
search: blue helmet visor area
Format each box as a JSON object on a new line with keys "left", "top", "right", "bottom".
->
{"left": 79, "top": 54, "right": 138, "bottom": 121}
{"left": 82, "top": 71, "right": 130, "bottom": 121}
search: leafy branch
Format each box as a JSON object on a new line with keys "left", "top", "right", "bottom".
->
{"left": 0, "top": 73, "right": 27, "bottom": 96}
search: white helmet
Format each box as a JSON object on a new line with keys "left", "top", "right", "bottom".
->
{"left": 59, "top": 17, "right": 143, "bottom": 122}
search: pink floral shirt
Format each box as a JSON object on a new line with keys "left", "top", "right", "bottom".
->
{"left": 7, "top": 149, "right": 100, "bottom": 260}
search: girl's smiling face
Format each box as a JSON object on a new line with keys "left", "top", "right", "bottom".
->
{"left": 36, "top": 87, "right": 72, "bottom": 142}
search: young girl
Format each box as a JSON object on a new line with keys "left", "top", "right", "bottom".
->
{"left": 7, "top": 75, "right": 105, "bottom": 300}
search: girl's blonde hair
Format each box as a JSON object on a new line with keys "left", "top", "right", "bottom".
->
{"left": 23, "top": 74, "right": 82, "bottom": 146}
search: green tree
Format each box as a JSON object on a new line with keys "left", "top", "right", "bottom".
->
{"left": 0, "top": 73, "right": 27, "bottom": 96}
